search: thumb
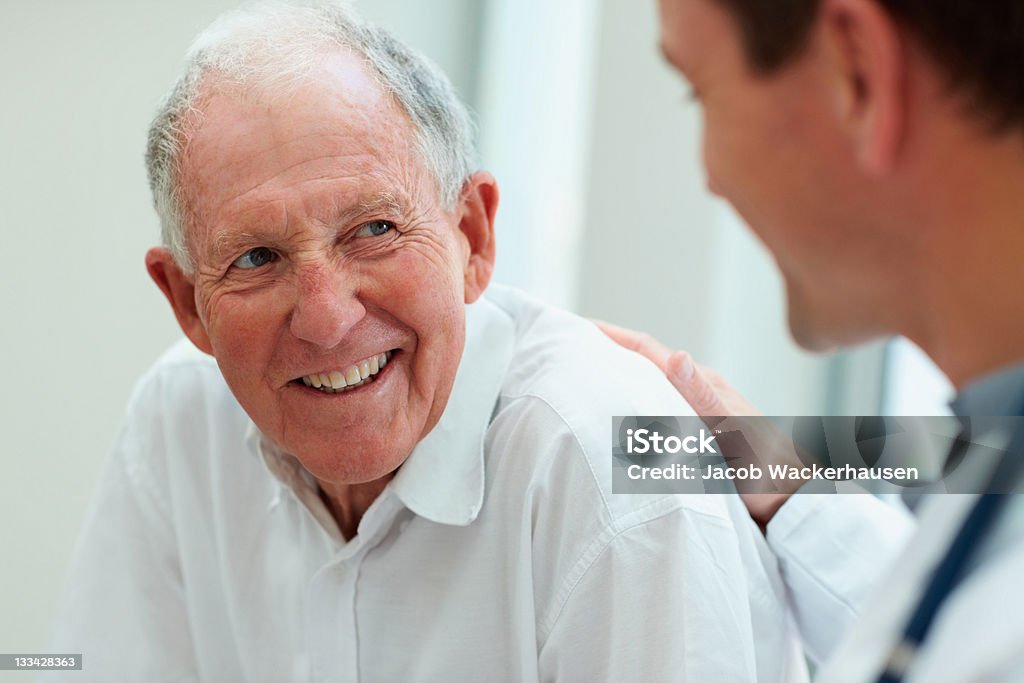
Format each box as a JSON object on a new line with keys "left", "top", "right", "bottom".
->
{"left": 665, "top": 351, "right": 727, "bottom": 416}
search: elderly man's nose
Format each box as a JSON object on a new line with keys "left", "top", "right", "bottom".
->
{"left": 290, "top": 267, "right": 366, "bottom": 349}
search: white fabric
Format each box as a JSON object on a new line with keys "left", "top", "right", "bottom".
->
{"left": 812, "top": 494, "right": 1024, "bottom": 682}
{"left": 766, "top": 494, "right": 916, "bottom": 664}
{"left": 48, "top": 285, "right": 808, "bottom": 683}
{"left": 812, "top": 446, "right": 1024, "bottom": 680}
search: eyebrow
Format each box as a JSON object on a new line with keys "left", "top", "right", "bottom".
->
{"left": 205, "top": 190, "right": 409, "bottom": 264}
{"left": 209, "top": 230, "right": 268, "bottom": 265}
{"left": 353, "top": 192, "right": 404, "bottom": 221}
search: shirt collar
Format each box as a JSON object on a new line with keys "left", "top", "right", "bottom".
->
{"left": 951, "top": 360, "right": 1024, "bottom": 417}
{"left": 244, "top": 291, "right": 515, "bottom": 528}
{"left": 389, "top": 293, "right": 514, "bottom": 526}
{"left": 246, "top": 423, "right": 347, "bottom": 543}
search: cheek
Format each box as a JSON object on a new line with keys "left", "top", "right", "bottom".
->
{"left": 703, "top": 98, "right": 801, "bottom": 215}
{"left": 388, "top": 235, "right": 466, "bottom": 301}
{"left": 202, "top": 289, "right": 288, "bottom": 371}
{"left": 380, "top": 250, "right": 466, "bottom": 381}
{"left": 392, "top": 258, "right": 463, "bottom": 343}
{"left": 700, "top": 114, "right": 746, "bottom": 201}
{"left": 700, "top": 94, "right": 757, "bottom": 197}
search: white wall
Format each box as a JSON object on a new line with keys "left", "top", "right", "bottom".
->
{"left": 0, "top": 0, "right": 482, "bottom": 661}
{"left": 474, "top": 0, "right": 601, "bottom": 310}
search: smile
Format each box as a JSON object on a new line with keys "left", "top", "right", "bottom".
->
{"left": 295, "top": 351, "right": 393, "bottom": 394}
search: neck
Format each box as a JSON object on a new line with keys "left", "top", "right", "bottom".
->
{"left": 899, "top": 127, "right": 1024, "bottom": 389}
{"left": 318, "top": 474, "right": 394, "bottom": 540}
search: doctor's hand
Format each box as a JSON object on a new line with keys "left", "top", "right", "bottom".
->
{"left": 595, "top": 321, "right": 799, "bottom": 529}
{"left": 594, "top": 321, "right": 760, "bottom": 415}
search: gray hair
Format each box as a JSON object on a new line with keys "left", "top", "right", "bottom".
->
{"left": 145, "top": 1, "right": 477, "bottom": 272}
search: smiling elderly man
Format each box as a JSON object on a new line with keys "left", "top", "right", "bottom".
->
{"left": 48, "top": 4, "right": 804, "bottom": 682}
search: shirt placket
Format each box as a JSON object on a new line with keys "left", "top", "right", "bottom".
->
{"left": 306, "top": 491, "right": 404, "bottom": 683}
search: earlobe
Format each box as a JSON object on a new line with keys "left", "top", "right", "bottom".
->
{"left": 456, "top": 172, "right": 499, "bottom": 304}
{"left": 822, "top": 0, "right": 906, "bottom": 174}
{"left": 145, "top": 247, "right": 214, "bottom": 354}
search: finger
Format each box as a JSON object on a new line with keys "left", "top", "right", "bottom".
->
{"left": 703, "top": 366, "right": 736, "bottom": 392}
{"left": 592, "top": 320, "right": 647, "bottom": 352}
{"left": 701, "top": 366, "right": 762, "bottom": 416}
{"left": 665, "top": 351, "right": 728, "bottom": 416}
{"left": 593, "top": 320, "right": 672, "bottom": 370}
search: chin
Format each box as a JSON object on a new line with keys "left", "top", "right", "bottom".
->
{"left": 784, "top": 282, "right": 847, "bottom": 353}
{"left": 287, "top": 436, "right": 410, "bottom": 485}
{"left": 787, "top": 317, "right": 839, "bottom": 353}
{"left": 786, "top": 291, "right": 886, "bottom": 353}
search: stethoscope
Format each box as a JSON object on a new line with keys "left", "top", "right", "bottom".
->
{"left": 877, "top": 406, "right": 1024, "bottom": 683}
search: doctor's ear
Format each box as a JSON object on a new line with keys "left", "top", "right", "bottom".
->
{"left": 820, "top": 0, "right": 907, "bottom": 174}
{"left": 455, "top": 171, "right": 499, "bottom": 304}
{"left": 145, "top": 247, "right": 214, "bottom": 355}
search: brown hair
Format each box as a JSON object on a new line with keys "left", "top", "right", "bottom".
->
{"left": 713, "top": 0, "right": 1024, "bottom": 131}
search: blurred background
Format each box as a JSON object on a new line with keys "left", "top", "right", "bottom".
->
{"left": 0, "top": 0, "right": 953, "bottom": 663}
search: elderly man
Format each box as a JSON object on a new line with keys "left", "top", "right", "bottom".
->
{"left": 49, "top": 3, "right": 808, "bottom": 681}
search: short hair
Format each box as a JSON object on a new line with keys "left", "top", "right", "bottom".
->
{"left": 145, "top": 1, "right": 477, "bottom": 272}
{"left": 712, "top": 0, "right": 1024, "bottom": 133}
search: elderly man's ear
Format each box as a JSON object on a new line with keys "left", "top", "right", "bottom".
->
{"left": 145, "top": 248, "right": 215, "bottom": 355}
{"left": 456, "top": 171, "right": 499, "bottom": 304}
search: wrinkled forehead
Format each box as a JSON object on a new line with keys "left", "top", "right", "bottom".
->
{"left": 178, "top": 50, "right": 425, "bottom": 237}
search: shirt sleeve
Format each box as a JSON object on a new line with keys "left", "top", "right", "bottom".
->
{"left": 765, "top": 492, "right": 915, "bottom": 663}
{"left": 44, "top": 377, "right": 198, "bottom": 683}
{"left": 537, "top": 508, "right": 759, "bottom": 682}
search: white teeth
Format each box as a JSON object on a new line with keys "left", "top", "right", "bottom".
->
{"left": 299, "top": 350, "right": 392, "bottom": 393}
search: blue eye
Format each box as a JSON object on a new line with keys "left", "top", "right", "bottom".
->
{"left": 232, "top": 247, "right": 277, "bottom": 270}
{"left": 355, "top": 220, "right": 395, "bottom": 238}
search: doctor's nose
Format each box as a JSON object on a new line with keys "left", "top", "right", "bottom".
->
{"left": 289, "top": 263, "right": 366, "bottom": 349}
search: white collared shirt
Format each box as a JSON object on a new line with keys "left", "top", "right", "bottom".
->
{"left": 50, "top": 285, "right": 814, "bottom": 682}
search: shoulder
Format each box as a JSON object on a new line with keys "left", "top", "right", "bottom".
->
{"left": 129, "top": 338, "right": 227, "bottom": 401}
{"left": 476, "top": 290, "right": 740, "bottom": 646}
{"left": 484, "top": 284, "right": 698, "bottom": 417}
{"left": 480, "top": 285, "right": 730, "bottom": 525}
{"left": 123, "top": 338, "right": 243, "bottom": 433}
{"left": 113, "top": 339, "right": 253, "bottom": 508}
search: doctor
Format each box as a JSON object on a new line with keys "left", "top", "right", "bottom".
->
{"left": 604, "top": 0, "right": 1024, "bottom": 681}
